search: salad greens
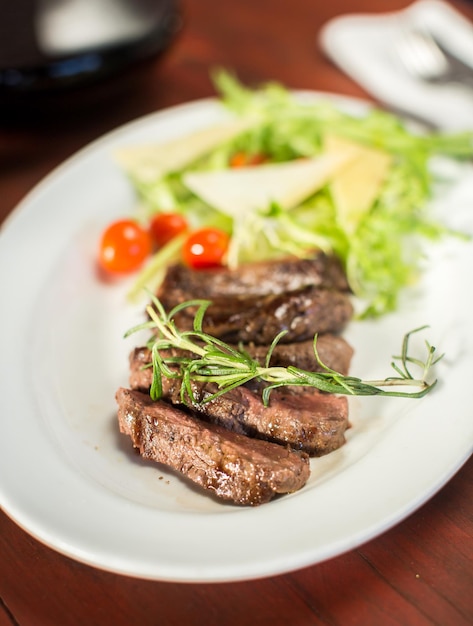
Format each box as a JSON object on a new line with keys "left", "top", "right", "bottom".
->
{"left": 125, "top": 70, "right": 473, "bottom": 317}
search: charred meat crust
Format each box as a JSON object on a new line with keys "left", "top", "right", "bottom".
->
{"left": 185, "top": 384, "right": 349, "bottom": 456}
{"left": 121, "top": 255, "right": 355, "bottom": 503}
{"left": 235, "top": 335, "right": 354, "bottom": 376}
{"left": 116, "top": 387, "right": 310, "bottom": 506}
{"left": 156, "top": 253, "right": 350, "bottom": 304}
{"left": 129, "top": 350, "right": 349, "bottom": 456}
{"left": 154, "top": 285, "right": 353, "bottom": 345}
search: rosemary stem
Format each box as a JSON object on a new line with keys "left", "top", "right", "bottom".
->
{"left": 363, "top": 378, "right": 428, "bottom": 388}
{"left": 133, "top": 298, "right": 441, "bottom": 402}
{"left": 146, "top": 305, "right": 208, "bottom": 357}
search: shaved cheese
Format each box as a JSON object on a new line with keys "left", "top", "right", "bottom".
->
{"left": 182, "top": 151, "right": 356, "bottom": 218}
{"left": 325, "top": 135, "right": 392, "bottom": 234}
{"left": 114, "top": 119, "right": 255, "bottom": 182}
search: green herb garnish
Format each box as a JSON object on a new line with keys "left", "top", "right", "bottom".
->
{"left": 125, "top": 296, "right": 442, "bottom": 405}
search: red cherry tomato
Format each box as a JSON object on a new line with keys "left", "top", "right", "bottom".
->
{"left": 149, "top": 212, "right": 189, "bottom": 248}
{"left": 98, "top": 219, "right": 152, "bottom": 274}
{"left": 182, "top": 227, "right": 230, "bottom": 269}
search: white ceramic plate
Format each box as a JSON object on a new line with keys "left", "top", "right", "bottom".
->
{"left": 1, "top": 95, "right": 472, "bottom": 583}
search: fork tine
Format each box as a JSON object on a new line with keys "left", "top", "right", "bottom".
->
{"left": 397, "top": 28, "right": 449, "bottom": 82}
{"left": 411, "top": 31, "right": 449, "bottom": 75}
{"left": 396, "top": 25, "right": 473, "bottom": 89}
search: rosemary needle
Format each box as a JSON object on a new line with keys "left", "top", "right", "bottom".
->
{"left": 124, "top": 296, "right": 443, "bottom": 405}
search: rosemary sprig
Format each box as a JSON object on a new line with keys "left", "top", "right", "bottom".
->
{"left": 124, "top": 296, "right": 443, "bottom": 405}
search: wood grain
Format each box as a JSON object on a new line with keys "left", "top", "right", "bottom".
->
{"left": 1, "top": 457, "right": 472, "bottom": 626}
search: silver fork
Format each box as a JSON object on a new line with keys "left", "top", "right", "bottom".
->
{"left": 396, "top": 27, "right": 473, "bottom": 89}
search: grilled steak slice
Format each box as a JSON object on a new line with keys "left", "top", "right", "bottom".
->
{"left": 154, "top": 285, "right": 353, "bottom": 345}
{"left": 116, "top": 387, "right": 310, "bottom": 506}
{"left": 239, "top": 335, "right": 354, "bottom": 376}
{"left": 156, "top": 253, "right": 349, "bottom": 305}
{"left": 128, "top": 355, "right": 348, "bottom": 455}
{"left": 176, "top": 382, "right": 348, "bottom": 456}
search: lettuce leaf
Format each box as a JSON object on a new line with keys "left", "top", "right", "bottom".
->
{"left": 212, "top": 70, "right": 472, "bottom": 317}
{"left": 125, "top": 70, "right": 473, "bottom": 316}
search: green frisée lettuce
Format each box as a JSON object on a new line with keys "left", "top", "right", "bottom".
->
{"left": 122, "top": 70, "right": 473, "bottom": 317}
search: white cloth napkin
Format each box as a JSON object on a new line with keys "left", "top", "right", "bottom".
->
{"left": 319, "top": 0, "right": 473, "bottom": 130}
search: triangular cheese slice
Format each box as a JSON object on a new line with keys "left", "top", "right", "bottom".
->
{"left": 115, "top": 118, "right": 255, "bottom": 183}
{"left": 325, "top": 135, "right": 391, "bottom": 234}
{"left": 182, "top": 150, "right": 356, "bottom": 218}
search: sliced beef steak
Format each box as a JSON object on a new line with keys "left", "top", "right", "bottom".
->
{"left": 239, "top": 334, "right": 354, "bottom": 376}
{"left": 179, "top": 383, "right": 348, "bottom": 456}
{"left": 153, "top": 285, "right": 353, "bottom": 345}
{"left": 157, "top": 253, "right": 349, "bottom": 305}
{"left": 116, "top": 387, "right": 310, "bottom": 506}
{"left": 128, "top": 353, "right": 349, "bottom": 455}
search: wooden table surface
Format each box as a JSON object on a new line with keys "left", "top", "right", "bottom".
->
{"left": 1, "top": 1, "right": 472, "bottom": 624}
